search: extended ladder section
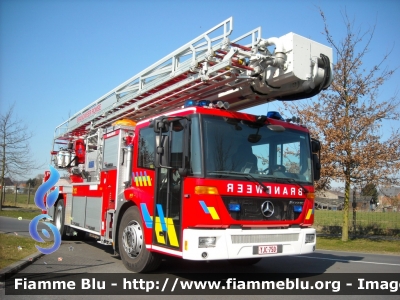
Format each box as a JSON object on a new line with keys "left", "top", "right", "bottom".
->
{"left": 54, "top": 17, "right": 333, "bottom": 141}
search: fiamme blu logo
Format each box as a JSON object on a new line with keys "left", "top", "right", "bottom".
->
{"left": 28, "top": 165, "right": 61, "bottom": 254}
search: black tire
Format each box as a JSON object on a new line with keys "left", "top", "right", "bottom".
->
{"left": 54, "top": 199, "right": 67, "bottom": 238}
{"left": 229, "top": 258, "right": 262, "bottom": 265}
{"left": 118, "top": 206, "right": 161, "bottom": 273}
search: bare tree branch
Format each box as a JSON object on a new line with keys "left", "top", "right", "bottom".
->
{"left": 0, "top": 103, "right": 44, "bottom": 210}
{"left": 285, "top": 8, "right": 400, "bottom": 241}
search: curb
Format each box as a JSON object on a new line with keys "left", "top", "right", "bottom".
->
{"left": 0, "top": 251, "right": 43, "bottom": 287}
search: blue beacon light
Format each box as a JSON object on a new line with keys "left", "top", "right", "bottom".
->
{"left": 228, "top": 203, "right": 241, "bottom": 212}
{"left": 267, "top": 111, "right": 284, "bottom": 121}
{"left": 184, "top": 99, "right": 197, "bottom": 107}
{"left": 293, "top": 205, "right": 303, "bottom": 213}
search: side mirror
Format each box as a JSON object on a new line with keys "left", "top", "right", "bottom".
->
{"left": 155, "top": 135, "right": 170, "bottom": 168}
{"left": 311, "top": 138, "right": 321, "bottom": 181}
{"left": 151, "top": 117, "right": 169, "bottom": 133}
{"left": 312, "top": 153, "right": 321, "bottom": 181}
{"left": 311, "top": 139, "right": 321, "bottom": 153}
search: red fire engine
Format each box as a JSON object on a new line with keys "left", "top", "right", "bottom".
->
{"left": 46, "top": 17, "right": 333, "bottom": 272}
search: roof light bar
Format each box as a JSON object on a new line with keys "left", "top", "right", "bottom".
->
{"left": 183, "top": 99, "right": 230, "bottom": 109}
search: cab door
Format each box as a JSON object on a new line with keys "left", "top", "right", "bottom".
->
{"left": 153, "top": 118, "right": 187, "bottom": 250}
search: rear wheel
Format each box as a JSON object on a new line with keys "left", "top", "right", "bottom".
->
{"left": 118, "top": 206, "right": 161, "bottom": 273}
{"left": 54, "top": 199, "right": 86, "bottom": 240}
{"left": 54, "top": 199, "right": 67, "bottom": 238}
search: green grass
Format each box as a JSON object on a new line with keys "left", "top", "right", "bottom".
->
{"left": 314, "top": 210, "right": 400, "bottom": 236}
{"left": 316, "top": 236, "right": 400, "bottom": 255}
{"left": 0, "top": 233, "right": 53, "bottom": 269}
{"left": 0, "top": 196, "right": 53, "bottom": 269}
{"left": 315, "top": 210, "right": 399, "bottom": 227}
{"left": 1, "top": 192, "right": 43, "bottom": 219}
{"left": 2, "top": 193, "right": 37, "bottom": 207}
{"left": 0, "top": 209, "right": 42, "bottom": 220}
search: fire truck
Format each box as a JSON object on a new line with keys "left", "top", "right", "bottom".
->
{"left": 45, "top": 17, "right": 333, "bottom": 272}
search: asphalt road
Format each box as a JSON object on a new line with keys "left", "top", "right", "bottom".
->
{"left": 1, "top": 216, "right": 399, "bottom": 300}
{"left": 0, "top": 216, "right": 51, "bottom": 238}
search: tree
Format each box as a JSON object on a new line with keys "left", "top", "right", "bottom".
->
{"left": 0, "top": 103, "right": 42, "bottom": 210}
{"left": 284, "top": 9, "right": 400, "bottom": 241}
{"left": 361, "top": 183, "right": 378, "bottom": 202}
{"left": 26, "top": 178, "right": 38, "bottom": 189}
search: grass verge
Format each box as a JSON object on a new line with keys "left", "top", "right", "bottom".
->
{"left": 0, "top": 233, "right": 53, "bottom": 269}
{"left": 0, "top": 209, "right": 41, "bottom": 220}
{"left": 314, "top": 210, "right": 400, "bottom": 236}
{"left": 316, "top": 236, "right": 400, "bottom": 255}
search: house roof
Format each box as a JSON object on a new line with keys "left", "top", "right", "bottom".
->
{"left": 2, "top": 177, "right": 14, "bottom": 186}
{"left": 315, "top": 190, "right": 339, "bottom": 199}
{"left": 379, "top": 187, "right": 400, "bottom": 197}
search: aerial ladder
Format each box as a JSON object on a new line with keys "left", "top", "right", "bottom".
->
{"left": 53, "top": 17, "right": 332, "bottom": 146}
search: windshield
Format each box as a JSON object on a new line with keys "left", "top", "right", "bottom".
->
{"left": 194, "top": 115, "right": 313, "bottom": 184}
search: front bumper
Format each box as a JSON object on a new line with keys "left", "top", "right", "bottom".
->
{"left": 182, "top": 227, "right": 316, "bottom": 260}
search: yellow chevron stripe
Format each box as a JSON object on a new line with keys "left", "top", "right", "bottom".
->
{"left": 208, "top": 207, "right": 220, "bottom": 220}
{"left": 166, "top": 218, "right": 179, "bottom": 247}
{"left": 154, "top": 217, "right": 165, "bottom": 244}
{"left": 142, "top": 176, "right": 147, "bottom": 186}
{"left": 305, "top": 209, "right": 313, "bottom": 220}
{"left": 147, "top": 176, "right": 152, "bottom": 186}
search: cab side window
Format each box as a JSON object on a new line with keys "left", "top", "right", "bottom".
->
{"left": 138, "top": 127, "right": 155, "bottom": 169}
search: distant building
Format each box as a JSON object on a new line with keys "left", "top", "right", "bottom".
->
{"left": 1, "top": 177, "right": 15, "bottom": 192}
{"left": 16, "top": 183, "right": 27, "bottom": 193}
{"left": 378, "top": 187, "right": 400, "bottom": 212}
{"left": 315, "top": 186, "right": 400, "bottom": 212}
{"left": 315, "top": 190, "right": 343, "bottom": 210}
{"left": 315, "top": 189, "right": 374, "bottom": 211}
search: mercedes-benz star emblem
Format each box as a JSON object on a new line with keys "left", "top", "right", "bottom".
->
{"left": 261, "top": 201, "right": 274, "bottom": 218}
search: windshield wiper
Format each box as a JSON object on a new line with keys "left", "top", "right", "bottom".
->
{"left": 209, "top": 171, "right": 269, "bottom": 193}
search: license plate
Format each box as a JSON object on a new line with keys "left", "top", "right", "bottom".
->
{"left": 258, "top": 245, "right": 278, "bottom": 254}
{"left": 253, "top": 244, "right": 283, "bottom": 255}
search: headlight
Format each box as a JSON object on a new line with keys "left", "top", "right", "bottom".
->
{"left": 199, "top": 237, "right": 216, "bottom": 248}
{"left": 305, "top": 233, "right": 315, "bottom": 243}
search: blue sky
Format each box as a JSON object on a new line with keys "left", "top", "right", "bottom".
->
{"left": 1, "top": 0, "right": 399, "bottom": 181}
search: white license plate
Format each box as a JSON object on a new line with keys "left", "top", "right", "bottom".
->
{"left": 258, "top": 245, "right": 278, "bottom": 254}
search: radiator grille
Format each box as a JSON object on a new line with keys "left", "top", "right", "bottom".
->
{"left": 222, "top": 196, "right": 304, "bottom": 221}
{"left": 231, "top": 233, "right": 299, "bottom": 244}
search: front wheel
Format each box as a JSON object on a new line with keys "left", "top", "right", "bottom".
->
{"left": 118, "top": 206, "right": 161, "bottom": 273}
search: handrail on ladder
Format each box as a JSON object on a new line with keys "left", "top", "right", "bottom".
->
{"left": 54, "top": 17, "right": 236, "bottom": 139}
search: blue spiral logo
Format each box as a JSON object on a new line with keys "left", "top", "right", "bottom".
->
{"left": 29, "top": 165, "right": 62, "bottom": 254}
